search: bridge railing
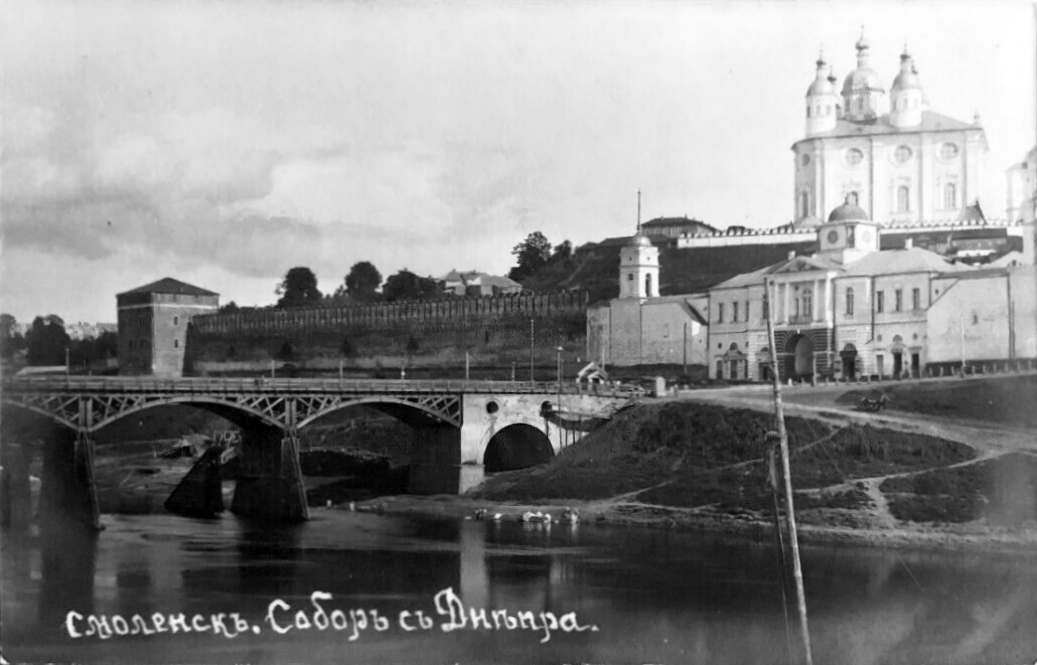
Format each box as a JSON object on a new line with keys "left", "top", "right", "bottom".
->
{"left": 2, "top": 375, "right": 644, "bottom": 398}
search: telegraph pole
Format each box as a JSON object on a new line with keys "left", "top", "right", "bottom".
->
{"left": 529, "top": 317, "right": 535, "bottom": 383}
{"left": 764, "top": 277, "right": 813, "bottom": 665}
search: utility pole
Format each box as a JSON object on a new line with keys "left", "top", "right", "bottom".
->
{"left": 764, "top": 277, "right": 813, "bottom": 665}
{"left": 529, "top": 317, "right": 535, "bottom": 383}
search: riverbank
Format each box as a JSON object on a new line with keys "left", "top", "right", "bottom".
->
{"left": 350, "top": 493, "right": 1037, "bottom": 555}
{"left": 353, "top": 395, "right": 1037, "bottom": 555}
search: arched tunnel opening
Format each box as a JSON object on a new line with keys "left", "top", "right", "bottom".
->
{"left": 483, "top": 424, "right": 554, "bottom": 473}
{"left": 295, "top": 404, "right": 416, "bottom": 507}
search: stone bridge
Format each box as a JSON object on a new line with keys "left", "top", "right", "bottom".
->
{"left": 0, "top": 377, "right": 638, "bottom": 529}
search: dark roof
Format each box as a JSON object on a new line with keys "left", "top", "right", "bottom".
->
{"left": 642, "top": 217, "right": 714, "bottom": 229}
{"left": 958, "top": 201, "right": 986, "bottom": 222}
{"left": 827, "top": 202, "right": 870, "bottom": 223}
{"left": 793, "top": 111, "right": 980, "bottom": 147}
{"left": 119, "top": 278, "right": 219, "bottom": 297}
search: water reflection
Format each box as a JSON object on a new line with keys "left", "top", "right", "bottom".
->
{"left": 2, "top": 512, "right": 1037, "bottom": 664}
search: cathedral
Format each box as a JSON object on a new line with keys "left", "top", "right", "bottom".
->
{"left": 794, "top": 34, "right": 987, "bottom": 227}
{"left": 587, "top": 33, "right": 1036, "bottom": 380}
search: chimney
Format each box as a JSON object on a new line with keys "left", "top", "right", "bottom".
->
{"left": 904, "top": 238, "right": 913, "bottom": 249}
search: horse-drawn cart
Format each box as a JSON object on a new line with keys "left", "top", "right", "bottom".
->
{"left": 856, "top": 394, "right": 890, "bottom": 413}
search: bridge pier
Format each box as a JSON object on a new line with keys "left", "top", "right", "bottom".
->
{"left": 231, "top": 425, "right": 309, "bottom": 523}
{"left": 39, "top": 430, "right": 101, "bottom": 533}
{"left": 408, "top": 425, "right": 484, "bottom": 494}
{"left": 0, "top": 442, "right": 32, "bottom": 531}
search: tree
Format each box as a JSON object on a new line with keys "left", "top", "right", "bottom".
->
{"left": 26, "top": 315, "right": 70, "bottom": 366}
{"left": 345, "top": 261, "right": 382, "bottom": 303}
{"left": 383, "top": 269, "right": 440, "bottom": 302}
{"left": 553, "top": 240, "right": 573, "bottom": 261}
{"left": 276, "top": 267, "right": 322, "bottom": 308}
{"left": 508, "top": 231, "right": 552, "bottom": 282}
{"left": 0, "top": 313, "right": 23, "bottom": 361}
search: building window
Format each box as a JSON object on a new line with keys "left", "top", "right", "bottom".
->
{"left": 745, "top": 301, "right": 750, "bottom": 322}
{"left": 718, "top": 303, "right": 724, "bottom": 323}
{"left": 876, "top": 291, "right": 885, "bottom": 313}
{"left": 845, "top": 148, "right": 863, "bottom": 167}
{"left": 174, "top": 339, "right": 179, "bottom": 349}
{"left": 896, "top": 185, "right": 910, "bottom": 213}
{"left": 645, "top": 273, "right": 653, "bottom": 297}
{"left": 173, "top": 316, "right": 179, "bottom": 326}
{"left": 846, "top": 287, "right": 854, "bottom": 316}
{"left": 848, "top": 191, "right": 859, "bottom": 206}
{"left": 895, "top": 289, "right": 903, "bottom": 312}
{"left": 801, "top": 288, "right": 813, "bottom": 320}
{"left": 943, "top": 183, "right": 956, "bottom": 209}
{"left": 940, "top": 142, "right": 959, "bottom": 161}
{"left": 912, "top": 288, "right": 921, "bottom": 311}
{"left": 894, "top": 145, "right": 912, "bottom": 164}
{"left": 733, "top": 302, "right": 739, "bottom": 322}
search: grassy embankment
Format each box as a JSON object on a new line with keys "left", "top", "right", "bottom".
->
{"left": 468, "top": 396, "right": 1036, "bottom": 536}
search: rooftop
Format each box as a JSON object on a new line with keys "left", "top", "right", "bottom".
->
{"left": 118, "top": 278, "right": 219, "bottom": 297}
{"left": 793, "top": 110, "right": 980, "bottom": 147}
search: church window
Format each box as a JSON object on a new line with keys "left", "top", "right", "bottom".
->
{"left": 894, "top": 145, "right": 912, "bottom": 164}
{"left": 845, "top": 287, "right": 854, "bottom": 316}
{"left": 801, "top": 154, "right": 811, "bottom": 167}
{"left": 943, "top": 183, "right": 956, "bottom": 209}
{"left": 733, "top": 302, "right": 739, "bottom": 322}
{"left": 814, "top": 105, "right": 820, "bottom": 117}
{"left": 718, "top": 303, "right": 724, "bottom": 323}
{"left": 645, "top": 273, "right": 653, "bottom": 298}
{"left": 627, "top": 273, "right": 634, "bottom": 281}
{"left": 856, "top": 98, "right": 864, "bottom": 112}
{"left": 807, "top": 106, "right": 812, "bottom": 118}
{"left": 896, "top": 185, "right": 910, "bottom": 213}
{"left": 940, "top": 143, "right": 959, "bottom": 161}
{"left": 895, "top": 289, "right": 903, "bottom": 312}
{"left": 876, "top": 291, "right": 885, "bottom": 313}
{"left": 848, "top": 191, "right": 859, "bottom": 206}
{"left": 912, "top": 288, "right": 921, "bottom": 311}
{"left": 845, "top": 148, "right": 863, "bottom": 167}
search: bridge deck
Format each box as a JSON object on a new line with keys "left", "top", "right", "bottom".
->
{"left": 3, "top": 376, "right": 640, "bottom": 397}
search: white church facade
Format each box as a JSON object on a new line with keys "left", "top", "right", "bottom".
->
{"left": 793, "top": 36, "right": 987, "bottom": 227}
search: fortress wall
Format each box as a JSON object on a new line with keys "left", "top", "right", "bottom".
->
{"left": 184, "top": 293, "right": 590, "bottom": 372}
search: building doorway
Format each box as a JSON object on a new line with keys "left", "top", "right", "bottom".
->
{"left": 911, "top": 352, "right": 920, "bottom": 378}
{"left": 840, "top": 344, "right": 858, "bottom": 380}
{"left": 892, "top": 351, "right": 903, "bottom": 378}
{"left": 794, "top": 336, "right": 814, "bottom": 377}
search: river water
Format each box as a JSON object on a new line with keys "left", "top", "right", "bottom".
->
{"left": 2, "top": 510, "right": 1036, "bottom": 665}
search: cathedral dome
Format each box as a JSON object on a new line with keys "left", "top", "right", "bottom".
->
{"left": 891, "top": 68, "right": 922, "bottom": 91}
{"left": 842, "top": 67, "right": 883, "bottom": 94}
{"left": 827, "top": 201, "right": 870, "bottom": 223}
{"left": 806, "top": 77, "right": 835, "bottom": 97}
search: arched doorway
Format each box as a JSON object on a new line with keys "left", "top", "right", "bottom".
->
{"left": 891, "top": 335, "right": 906, "bottom": 379}
{"left": 484, "top": 424, "right": 554, "bottom": 472}
{"left": 840, "top": 343, "right": 858, "bottom": 379}
{"left": 784, "top": 334, "right": 815, "bottom": 379}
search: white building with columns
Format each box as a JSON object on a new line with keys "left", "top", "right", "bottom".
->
{"left": 794, "top": 34, "right": 987, "bottom": 227}
{"left": 707, "top": 200, "right": 1035, "bottom": 381}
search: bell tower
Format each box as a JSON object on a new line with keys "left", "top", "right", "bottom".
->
{"left": 619, "top": 190, "right": 660, "bottom": 299}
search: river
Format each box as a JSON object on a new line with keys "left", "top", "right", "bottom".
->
{"left": 2, "top": 510, "right": 1036, "bottom": 665}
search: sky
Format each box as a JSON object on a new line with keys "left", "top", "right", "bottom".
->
{"left": 1, "top": 0, "right": 1034, "bottom": 324}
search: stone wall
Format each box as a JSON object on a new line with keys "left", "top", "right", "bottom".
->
{"left": 184, "top": 292, "right": 590, "bottom": 373}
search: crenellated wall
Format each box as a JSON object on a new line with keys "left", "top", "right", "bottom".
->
{"left": 184, "top": 292, "right": 590, "bottom": 372}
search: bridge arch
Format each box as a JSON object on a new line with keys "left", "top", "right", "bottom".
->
{"left": 296, "top": 396, "right": 460, "bottom": 430}
{"left": 88, "top": 396, "right": 284, "bottom": 433}
{"left": 483, "top": 424, "right": 554, "bottom": 472}
{"left": 1, "top": 401, "right": 79, "bottom": 432}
